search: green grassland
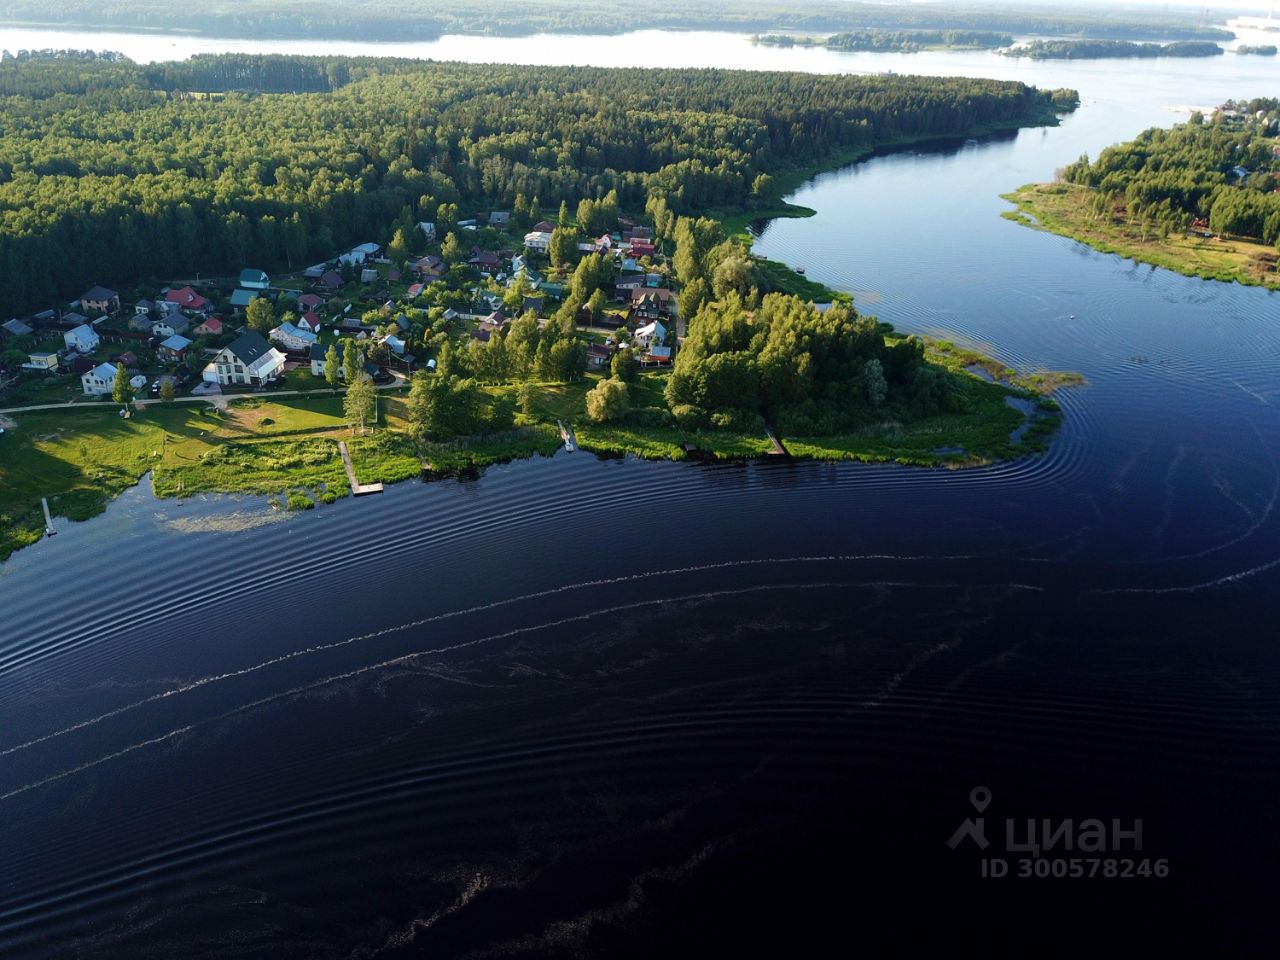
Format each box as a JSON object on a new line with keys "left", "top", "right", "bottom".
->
{"left": 1003, "top": 183, "right": 1280, "bottom": 291}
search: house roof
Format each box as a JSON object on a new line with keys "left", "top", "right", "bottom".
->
{"left": 587, "top": 343, "right": 613, "bottom": 359}
{"left": 298, "top": 312, "right": 322, "bottom": 331}
{"left": 319, "top": 270, "right": 344, "bottom": 287}
{"left": 87, "top": 361, "right": 116, "bottom": 379}
{"left": 532, "top": 220, "right": 555, "bottom": 233}
{"left": 239, "top": 268, "right": 269, "bottom": 285}
{"left": 1, "top": 318, "right": 32, "bottom": 336}
{"left": 196, "top": 316, "right": 224, "bottom": 334}
{"left": 297, "top": 293, "right": 322, "bottom": 308}
{"left": 80, "top": 285, "right": 118, "bottom": 302}
{"left": 310, "top": 341, "right": 331, "bottom": 361}
{"left": 118, "top": 351, "right": 138, "bottom": 366}
{"left": 160, "top": 334, "right": 192, "bottom": 351}
{"left": 225, "top": 330, "right": 274, "bottom": 366}
{"left": 230, "top": 289, "right": 257, "bottom": 307}
{"left": 65, "top": 323, "right": 97, "bottom": 341}
{"left": 165, "top": 286, "right": 209, "bottom": 310}
{"left": 272, "top": 322, "right": 317, "bottom": 345}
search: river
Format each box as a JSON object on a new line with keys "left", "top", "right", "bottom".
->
{"left": 2, "top": 26, "right": 1280, "bottom": 959}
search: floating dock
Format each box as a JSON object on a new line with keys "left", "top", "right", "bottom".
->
{"left": 338, "top": 440, "right": 383, "bottom": 495}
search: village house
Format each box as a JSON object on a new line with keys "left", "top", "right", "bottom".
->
{"left": 417, "top": 221, "right": 437, "bottom": 244}
{"left": 134, "top": 299, "right": 154, "bottom": 317}
{"left": 152, "top": 314, "right": 191, "bottom": 338}
{"left": 79, "top": 285, "right": 120, "bottom": 315}
{"left": 2, "top": 318, "right": 32, "bottom": 338}
{"left": 413, "top": 255, "right": 446, "bottom": 279}
{"left": 269, "top": 322, "right": 318, "bottom": 352}
{"left": 296, "top": 293, "right": 323, "bottom": 313}
{"left": 157, "top": 334, "right": 192, "bottom": 362}
{"left": 586, "top": 343, "right": 614, "bottom": 369}
{"left": 230, "top": 289, "right": 258, "bottom": 311}
{"left": 210, "top": 330, "right": 287, "bottom": 386}
{"left": 63, "top": 324, "right": 101, "bottom": 354}
{"left": 469, "top": 249, "right": 502, "bottom": 275}
{"left": 239, "top": 268, "right": 270, "bottom": 290}
{"left": 22, "top": 351, "right": 59, "bottom": 372}
{"left": 630, "top": 287, "right": 675, "bottom": 321}
{"left": 531, "top": 220, "right": 555, "bottom": 234}
{"left": 337, "top": 242, "right": 380, "bottom": 267}
{"left": 117, "top": 350, "right": 138, "bottom": 369}
{"left": 297, "top": 312, "right": 323, "bottom": 334}
{"left": 488, "top": 211, "right": 510, "bottom": 227}
{"left": 633, "top": 319, "right": 667, "bottom": 351}
{"left": 165, "top": 286, "right": 211, "bottom": 315}
{"left": 193, "top": 316, "right": 224, "bottom": 337}
{"left": 309, "top": 341, "right": 336, "bottom": 377}
{"left": 81, "top": 361, "right": 118, "bottom": 396}
{"left": 524, "top": 230, "right": 553, "bottom": 252}
{"left": 317, "top": 270, "right": 344, "bottom": 290}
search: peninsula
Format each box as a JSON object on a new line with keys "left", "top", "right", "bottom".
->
{"left": 1002, "top": 101, "right": 1280, "bottom": 291}
{"left": 0, "top": 53, "right": 1082, "bottom": 562}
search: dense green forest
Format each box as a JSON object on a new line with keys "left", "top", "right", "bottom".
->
{"left": 0, "top": 0, "right": 1233, "bottom": 42}
{"left": 666, "top": 292, "right": 954, "bottom": 434}
{"left": 1059, "top": 108, "right": 1280, "bottom": 244}
{"left": 0, "top": 52, "right": 1075, "bottom": 316}
{"left": 1003, "top": 39, "right": 1224, "bottom": 60}
{"left": 754, "top": 30, "right": 1013, "bottom": 53}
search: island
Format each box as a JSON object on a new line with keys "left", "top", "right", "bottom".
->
{"left": 1002, "top": 39, "right": 1224, "bottom": 59}
{"left": 752, "top": 30, "right": 1014, "bottom": 53}
{"left": 1235, "top": 45, "right": 1278, "bottom": 56}
{"left": 0, "top": 0, "right": 1235, "bottom": 44}
{"left": 0, "top": 52, "right": 1083, "bottom": 562}
{"left": 1001, "top": 101, "right": 1280, "bottom": 291}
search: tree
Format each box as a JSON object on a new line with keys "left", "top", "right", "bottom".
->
{"left": 549, "top": 226, "right": 577, "bottom": 267}
{"left": 863, "top": 357, "right": 888, "bottom": 407}
{"left": 517, "top": 380, "right": 536, "bottom": 415}
{"left": 558, "top": 199, "right": 570, "bottom": 227}
{"left": 159, "top": 376, "right": 176, "bottom": 403}
{"left": 585, "top": 378, "right": 629, "bottom": 422}
{"left": 387, "top": 227, "right": 410, "bottom": 266}
{"left": 587, "top": 288, "right": 607, "bottom": 322}
{"left": 611, "top": 348, "right": 638, "bottom": 382}
{"left": 440, "top": 231, "right": 464, "bottom": 264}
{"left": 324, "top": 343, "right": 340, "bottom": 389}
{"left": 712, "top": 253, "right": 757, "bottom": 298}
{"left": 111, "top": 362, "right": 131, "bottom": 404}
{"left": 245, "top": 296, "right": 274, "bottom": 334}
{"left": 344, "top": 373, "right": 376, "bottom": 433}
{"left": 342, "top": 338, "right": 361, "bottom": 384}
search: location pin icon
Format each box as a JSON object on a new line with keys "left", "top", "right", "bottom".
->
{"left": 970, "top": 786, "right": 992, "bottom": 813}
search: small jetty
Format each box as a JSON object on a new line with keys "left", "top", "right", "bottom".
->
{"left": 337, "top": 440, "right": 383, "bottom": 495}
{"left": 764, "top": 426, "right": 790, "bottom": 457}
{"left": 40, "top": 497, "right": 56, "bottom": 536}
{"left": 557, "top": 420, "right": 577, "bottom": 452}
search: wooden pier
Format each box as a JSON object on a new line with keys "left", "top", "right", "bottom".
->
{"left": 41, "top": 497, "right": 56, "bottom": 536}
{"left": 764, "top": 426, "right": 789, "bottom": 457}
{"left": 337, "top": 441, "right": 384, "bottom": 495}
{"left": 557, "top": 419, "right": 577, "bottom": 452}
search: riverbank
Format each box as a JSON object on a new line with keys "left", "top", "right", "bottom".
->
{"left": 0, "top": 344, "right": 1080, "bottom": 562}
{"left": 1002, "top": 182, "right": 1280, "bottom": 291}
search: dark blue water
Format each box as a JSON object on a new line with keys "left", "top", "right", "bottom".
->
{"left": 3, "top": 46, "right": 1280, "bottom": 958}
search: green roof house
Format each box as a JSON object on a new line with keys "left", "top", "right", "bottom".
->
{"left": 239, "top": 268, "right": 270, "bottom": 290}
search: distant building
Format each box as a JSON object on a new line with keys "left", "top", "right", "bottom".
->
{"left": 81, "top": 361, "right": 118, "bottom": 396}
{"left": 524, "top": 230, "right": 553, "bottom": 252}
{"left": 211, "top": 330, "right": 287, "bottom": 386}
{"left": 22, "top": 351, "right": 59, "bottom": 372}
{"left": 63, "top": 324, "right": 101, "bottom": 354}
{"left": 417, "top": 221, "right": 437, "bottom": 243}
{"left": 79, "top": 285, "right": 120, "bottom": 315}
{"left": 239, "top": 268, "right": 270, "bottom": 290}
{"left": 158, "top": 334, "right": 192, "bottom": 362}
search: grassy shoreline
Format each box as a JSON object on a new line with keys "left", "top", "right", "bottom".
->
{"left": 0, "top": 349, "right": 1080, "bottom": 563}
{"left": 1002, "top": 182, "right": 1280, "bottom": 292}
